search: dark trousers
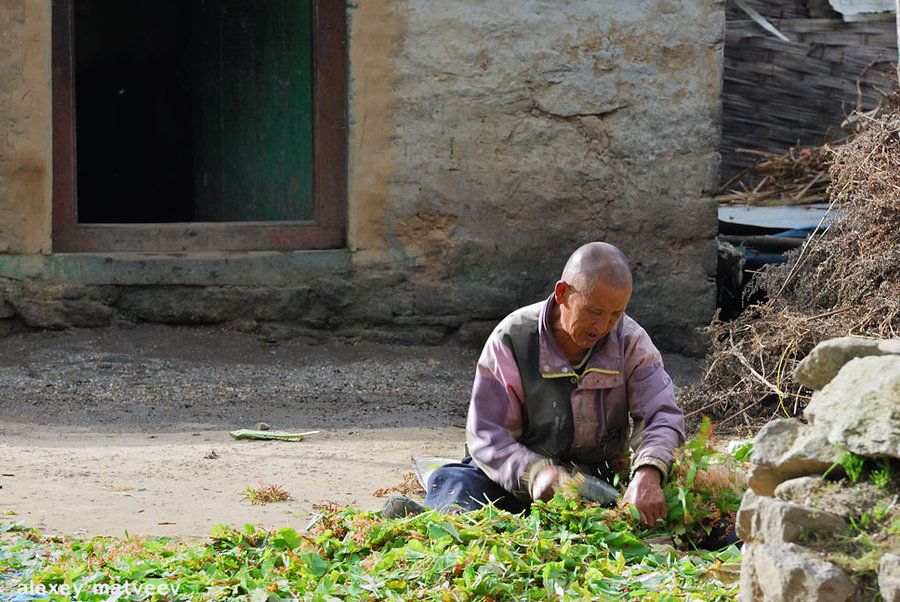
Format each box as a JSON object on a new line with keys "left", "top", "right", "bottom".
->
{"left": 423, "top": 456, "right": 529, "bottom": 514}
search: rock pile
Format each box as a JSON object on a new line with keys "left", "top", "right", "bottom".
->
{"left": 737, "top": 337, "right": 900, "bottom": 602}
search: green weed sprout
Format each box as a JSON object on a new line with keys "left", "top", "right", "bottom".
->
{"left": 870, "top": 458, "right": 892, "bottom": 489}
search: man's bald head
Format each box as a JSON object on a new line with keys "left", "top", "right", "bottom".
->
{"left": 561, "top": 242, "right": 632, "bottom": 294}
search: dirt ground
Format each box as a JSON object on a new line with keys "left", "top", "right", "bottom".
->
{"left": 0, "top": 324, "right": 701, "bottom": 538}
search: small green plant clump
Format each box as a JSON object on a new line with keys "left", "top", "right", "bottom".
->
{"left": 240, "top": 479, "right": 293, "bottom": 505}
{"left": 662, "top": 418, "right": 751, "bottom": 549}
{"left": 825, "top": 449, "right": 865, "bottom": 484}
{"left": 807, "top": 450, "right": 900, "bottom": 599}
{"left": 823, "top": 448, "right": 899, "bottom": 491}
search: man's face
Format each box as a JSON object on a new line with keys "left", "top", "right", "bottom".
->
{"left": 556, "top": 280, "right": 631, "bottom": 350}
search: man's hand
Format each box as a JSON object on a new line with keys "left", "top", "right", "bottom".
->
{"left": 621, "top": 466, "right": 667, "bottom": 526}
{"left": 530, "top": 465, "right": 569, "bottom": 502}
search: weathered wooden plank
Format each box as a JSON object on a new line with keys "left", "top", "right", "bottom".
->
{"left": 52, "top": 222, "right": 344, "bottom": 253}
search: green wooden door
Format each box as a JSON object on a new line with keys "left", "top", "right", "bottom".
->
{"left": 194, "top": 0, "right": 313, "bottom": 222}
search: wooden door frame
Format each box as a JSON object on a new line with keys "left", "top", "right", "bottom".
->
{"left": 51, "top": 0, "right": 347, "bottom": 253}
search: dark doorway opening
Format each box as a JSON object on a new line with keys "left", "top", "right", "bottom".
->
{"left": 72, "top": 0, "right": 313, "bottom": 224}
{"left": 74, "top": 1, "right": 195, "bottom": 223}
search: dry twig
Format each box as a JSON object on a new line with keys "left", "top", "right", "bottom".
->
{"left": 716, "top": 146, "right": 831, "bottom": 207}
{"left": 683, "top": 90, "right": 900, "bottom": 436}
{"left": 373, "top": 472, "right": 425, "bottom": 498}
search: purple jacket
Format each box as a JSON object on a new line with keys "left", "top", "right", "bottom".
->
{"left": 466, "top": 295, "right": 685, "bottom": 500}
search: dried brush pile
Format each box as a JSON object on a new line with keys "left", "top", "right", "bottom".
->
{"left": 717, "top": 145, "right": 831, "bottom": 206}
{"left": 682, "top": 94, "right": 900, "bottom": 436}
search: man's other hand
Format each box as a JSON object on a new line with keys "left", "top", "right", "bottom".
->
{"left": 530, "top": 465, "right": 569, "bottom": 502}
{"left": 621, "top": 466, "right": 667, "bottom": 526}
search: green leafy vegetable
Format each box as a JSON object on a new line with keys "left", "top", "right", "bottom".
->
{"left": 1, "top": 426, "right": 749, "bottom": 600}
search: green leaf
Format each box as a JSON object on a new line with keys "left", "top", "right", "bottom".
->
{"left": 276, "top": 527, "right": 303, "bottom": 551}
{"left": 426, "top": 522, "right": 454, "bottom": 542}
{"left": 731, "top": 441, "right": 754, "bottom": 461}
{"left": 302, "top": 552, "right": 329, "bottom": 577}
{"left": 249, "top": 588, "right": 269, "bottom": 602}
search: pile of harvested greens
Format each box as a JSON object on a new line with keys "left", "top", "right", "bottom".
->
{"left": 1, "top": 423, "right": 748, "bottom": 601}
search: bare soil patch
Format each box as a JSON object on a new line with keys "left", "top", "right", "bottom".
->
{"left": 0, "top": 323, "right": 700, "bottom": 537}
{"left": 0, "top": 423, "right": 462, "bottom": 538}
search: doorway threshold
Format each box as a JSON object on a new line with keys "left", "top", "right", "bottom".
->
{"left": 0, "top": 250, "right": 351, "bottom": 286}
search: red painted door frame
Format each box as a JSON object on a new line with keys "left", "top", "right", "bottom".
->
{"left": 51, "top": 0, "right": 347, "bottom": 253}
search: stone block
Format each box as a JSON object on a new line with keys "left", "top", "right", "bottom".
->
{"left": 748, "top": 419, "right": 841, "bottom": 496}
{"left": 736, "top": 489, "right": 847, "bottom": 544}
{"left": 881, "top": 553, "right": 900, "bottom": 602}
{"left": 736, "top": 489, "right": 761, "bottom": 542}
{"left": 8, "top": 296, "right": 114, "bottom": 330}
{"left": 794, "top": 336, "right": 899, "bottom": 390}
{"left": 804, "top": 355, "right": 900, "bottom": 459}
{"left": 116, "top": 287, "right": 247, "bottom": 324}
{"left": 452, "top": 319, "right": 496, "bottom": 349}
{"left": 774, "top": 475, "right": 823, "bottom": 502}
{"left": 740, "top": 542, "right": 853, "bottom": 602}
{"left": 251, "top": 287, "right": 314, "bottom": 322}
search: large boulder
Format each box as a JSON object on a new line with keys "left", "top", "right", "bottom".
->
{"left": 795, "top": 337, "right": 900, "bottom": 391}
{"left": 804, "top": 355, "right": 900, "bottom": 459}
{"left": 739, "top": 542, "right": 853, "bottom": 602}
{"left": 747, "top": 419, "right": 841, "bottom": 496}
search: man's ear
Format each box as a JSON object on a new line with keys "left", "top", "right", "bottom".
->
{"left": 553, "top": 281, "right": 570, "bottom": 304}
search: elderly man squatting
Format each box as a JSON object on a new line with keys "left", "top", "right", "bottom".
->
{"left": 387, "top": 242, "right": 685, "bottom": 526}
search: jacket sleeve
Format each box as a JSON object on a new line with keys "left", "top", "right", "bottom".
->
{"left": 465, "top": 334, "right": 548, "bottom": 499}
{"left": 624, "top": 328, "right": 686, "bottom": 482}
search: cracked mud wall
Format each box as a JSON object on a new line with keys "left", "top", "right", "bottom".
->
{"left": 351, "top": 0, "right": 724, "bottom": 353}
{"left": 0, "top": 1, "right": 723, "bottom": 353}
{"left": 0, "top": 0, "right": 52, "bottom": 254}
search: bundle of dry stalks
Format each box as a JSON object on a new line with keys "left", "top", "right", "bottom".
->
{"left": 683, "top": 94, "right": 900, "bottom": 436}
{"left": 372, "top": 471, "right": 425, "bottom": 498}
{"left": 716, "top": 145, "right": 831, "bottom": 206}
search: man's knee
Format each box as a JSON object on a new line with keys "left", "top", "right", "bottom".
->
{"left": 425, "top": 460, "right": 528, "bottom": 514}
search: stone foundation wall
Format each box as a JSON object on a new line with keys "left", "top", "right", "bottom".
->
{"left": 0, "top": 264, "right": 500, "bottom": 347}
{"left": 738, "top": 337, "right": 900, "bottom": 601}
